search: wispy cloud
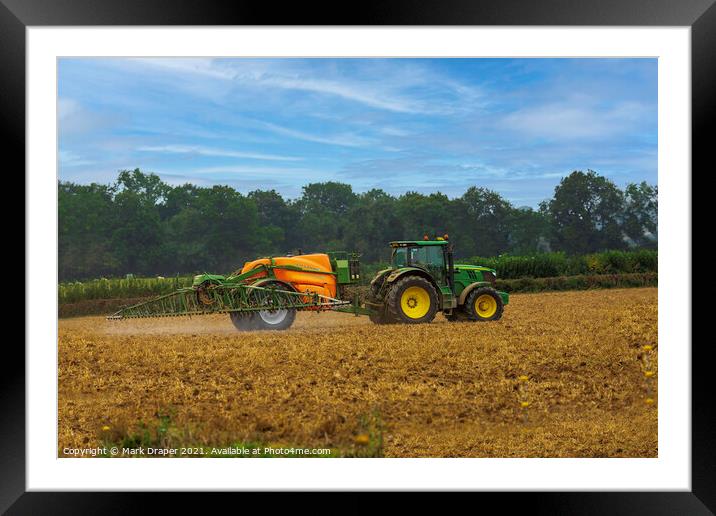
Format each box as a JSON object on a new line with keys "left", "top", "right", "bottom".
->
{"left": 58, "top": 97, "right": 118, "bottom": 135}
{"left": 499, "top": 99, "right": 653, "bottom": 141}
{"left": 188, "top": 165, "right": 319, "bottom": 176}
{"left": 121, "top": 58, "right": 477, "bottom": 115}
{"left": 252, "top": 75, "right": 427, "bottom": 114}
{"left": 137, "top": 144, "right": 301, "bottom": 162}
{"left": 59, "top": 150, "right": 95, "bottom": 167}
{"left": 126, "top": 57, "right": 237, "bottom": 80}
{"left": 258, "top": 121, "right": 375, "bottom": 148}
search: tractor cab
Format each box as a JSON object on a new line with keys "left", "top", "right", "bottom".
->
{"left": 390, "top": 238, "right": 452, "bottom": 287}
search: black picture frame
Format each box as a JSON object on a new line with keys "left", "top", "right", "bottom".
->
{"left": 6, "top": 0, "right": 707, "bottom": 511}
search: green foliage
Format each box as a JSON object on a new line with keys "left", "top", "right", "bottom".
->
{"left": 59, "top": 276, "right": 193, "bottom": 304}
{"left": 545, "top": 170, "right": 626, "bottom": 254}
{"left": 462, "top": 250, "right": 657, "bottom": 279}
{"left": 496, "top": 272, "right": 657, "bottom": 293}
{"left": 58, "top": 169, "right": 658, "bottom": 281}
{"left": 622, "top": 181, "right": 658, "bottom": 247}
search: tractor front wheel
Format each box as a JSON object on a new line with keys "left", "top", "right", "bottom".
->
{"left": 464, "top": 287, "right": 504, "bottom": 322}
{"left": 386, "top": 275, "right": 438, "bottom": 324}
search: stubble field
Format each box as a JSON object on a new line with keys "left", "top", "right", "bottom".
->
{"left": 58, "top": 287, "right": 658, "bottom": 457}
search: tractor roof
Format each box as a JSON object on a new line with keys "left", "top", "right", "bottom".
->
{"left": 390, "top": 240, "right": 449, "bottom": 247}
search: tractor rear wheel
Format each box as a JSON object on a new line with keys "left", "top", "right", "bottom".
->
{"left": 464, "top": 287, "right": 504, "bottom": 322}
{"left": 386, "top": 275, "right": 438, "bottom": 324}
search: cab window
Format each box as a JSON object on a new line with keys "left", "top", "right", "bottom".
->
{"left": 409, "top": 245, "right": 444, "bottom": 268}
{"left": 391, "top": 247, "right": 407, "bottom": 267}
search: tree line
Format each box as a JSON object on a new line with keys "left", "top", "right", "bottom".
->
{"left": 59, "top": 169, "right": 657, "bottom": 281}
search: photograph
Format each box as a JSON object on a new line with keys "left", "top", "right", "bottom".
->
{"left": 57, "top": 56, "right": 659, "bottom": 459}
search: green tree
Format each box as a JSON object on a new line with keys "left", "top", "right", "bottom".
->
{"left": 396, "top": 192, "right": 454, "bottom": 241}
{"left": 453, "top": 187, "right": 513, "bottom": 257}
{"left": 161, "top": 183, "right": 201, "bottom": 220}
{"left": 248, "top": 189, "right": 296, "bottom": 254}
{"left": 622, "top": 182, "right": 658, "bottom": 247}
{"left": 57, "top": 168, "right": 657, "bottom": 281}
{"left": 192, "top": 186, "right": 261, "bottom": 272}
{"left": 295, "top": 182, "right": 357, "bottom": 251}
{"left": 58, "top": 181, "right": 119, "bottom": 280}
{"left": 116, "top": 168, "right": 170, "bottom": 206}
{"left": 343, "top": 189, "right": 403, "bottom": 262}
{"left": 546, "top": 170, "right": 626, "bottom": 254}
{"left": 111, "top": 188, "right": 164, "bottom": 275}
{"left": 506, "top": 206, "right": 551, "bottom": 254}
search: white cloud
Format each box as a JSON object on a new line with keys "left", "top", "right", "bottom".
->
{"left": 380, "top": 126, "right": 412, "bottom": 137}
{"left": 58, "top": 98, "right": 79, "bottom": 120}
{"left": 59, "top": 149, "right": 95, "bottom": 167}
{"left": 126, "top": 58, "right": 237, "bottom": 80}
{"left": 252, "top": 75, "right": 424, "bottom": 114}
{"left": 136, "top": 144, "right": 301, "bottom": 162}
{"left": 499, "top": 100, "right": 652, "bottom": 140}
{"left": 188, "top": 165, "right": 318, "bottom": 176}
{"left": 58, "top": 97, "right": 120, "bottom": 135}
{"left": 259, "top": 121, "right": 375, "bottom": 148}
{"left": 120, "top": 58, "right": 479, "bottom": 115}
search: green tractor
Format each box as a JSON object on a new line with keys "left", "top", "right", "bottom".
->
{"left": 363, "top": 237, "right": 508, "bottom": 324}
{"left": 108, "top": 236, "right": 508, "bottom": 328}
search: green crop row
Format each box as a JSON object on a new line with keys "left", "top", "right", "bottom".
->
{"left": 59, "top": 276, "right": 193, "bottom": 304}
{"left": 463, "top": 249, "right": 657, "bottom": 279}
{"left": 496, "top": 272, "right": 657, "bottom": 293}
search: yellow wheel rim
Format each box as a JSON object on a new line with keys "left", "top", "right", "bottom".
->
{"left": 475, "top": 294, "right": 497, "bottom": 318}
{"left": 400, "top": 286, "right": 431, "bottom": 319}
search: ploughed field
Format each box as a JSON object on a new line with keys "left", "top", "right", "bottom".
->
{"left": 58, "top": 288, "right": 658, "bottom": 457}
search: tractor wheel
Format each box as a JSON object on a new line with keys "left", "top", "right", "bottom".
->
{"left": 367, "top": 278, "right": 395, "bottom": 324}
{"left": 230, "top": 280, "right": 297, "bottom": 331}
{"left": 386, "top": 275, "right": 438, "bottom": 324}
{"left": 250, "top": 281, "right": 297, "bottom": 331}
{"left": 252, "top": 306, "right": 296, "bottom": 331}
{"left": 368, "top": 310, "right": 395, "bottom": 324}
{"left": 464, "top": 287, "right": 504, "bottom": 322}
{"left": 229, "top": 312, "right": 257, "bottom": 331}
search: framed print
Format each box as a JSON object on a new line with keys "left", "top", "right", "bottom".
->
{"left": 6, "top": 0, "right": 710, "bottom": 510}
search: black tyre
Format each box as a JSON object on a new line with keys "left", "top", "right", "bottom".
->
{"left": 386, "top": 275, "right": 438, "bottom": 324}
{"left": 230, "top": 281, "right": 297, "bottom": 331}
{"left": 368, "top": 309, "right": 395, "bottom": 325}
{"left": 366, "top": 276, "right": 395, "bottom": 324}
{"left": 464, "top": 287, "right": 504, "bottom": 322}
{"left": 252, "top": 306, "right": 297, "bottom": 330}
{"left": 230, "top": 312, "right": 257, "bottom": 331}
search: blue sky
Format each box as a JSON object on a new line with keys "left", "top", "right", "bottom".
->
{"left": 58, "top": 58, "right": 657, "bottom": 207}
